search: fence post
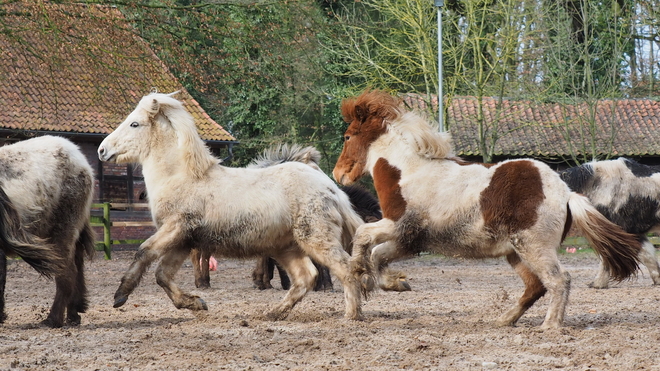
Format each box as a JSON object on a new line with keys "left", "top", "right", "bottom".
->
{"left": 103, "top": 202, "right": 111, "bottom": 260}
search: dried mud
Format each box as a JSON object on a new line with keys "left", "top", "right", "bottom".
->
{"left": 2, "top": 250, "right": 660, "bottom": 370}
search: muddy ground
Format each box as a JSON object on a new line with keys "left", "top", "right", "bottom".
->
{"left": 1, "top": 249, "right": 660, "bottom": 370}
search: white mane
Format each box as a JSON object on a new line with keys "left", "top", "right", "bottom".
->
{"left": 139, "top": 93, "right": 217, "bottom": 179}
{"left": 388, "top": 111, "right": 455, "bottom": 159}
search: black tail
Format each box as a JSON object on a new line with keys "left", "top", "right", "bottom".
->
{"left": 77, "top": 221, "right": 96, "bottom": 260}
{"left": 0, "top": 187, "right": 64, "bottom": 278}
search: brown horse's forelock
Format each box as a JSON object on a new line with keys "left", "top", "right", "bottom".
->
{"left": 335, "top": 90, "right": 401, "bottom": 183}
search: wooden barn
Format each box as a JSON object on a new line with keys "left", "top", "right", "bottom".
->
{"left": 0, "top": 3, "right": 237, "bottom": 206}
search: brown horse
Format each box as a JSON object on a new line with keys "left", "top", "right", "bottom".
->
{"left": 332, "top": 90, "right": 641, "bottom": 329}
{"left": 0, "top": 136, "right": 95, "bottom": 327}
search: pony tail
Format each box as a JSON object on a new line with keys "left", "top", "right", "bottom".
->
{"left": 0, "top": 187, "right": 64, "bottom": 277}
{"left": 567, "top": 193, "right": 641, "bottom": 281}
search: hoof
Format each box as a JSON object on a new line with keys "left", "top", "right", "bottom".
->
{"left": 361, "top": 275, "right": 375, "bottom": 292}
{"left": 66, "top": 314, "right": 82, "bottom": 326}
{"left": 587, "top": 282, "right": 608, "bottom": 289}
{"left": 40, "top": 317, "right": 63, "bottom": 328}
{"left": 380, "top": 277, "right": 412, "bottom": 292}
{"left": 196, "top": 298, "right": 208, "bottom": 311}
{"left": 264, "top": 309, "right": 288, "bottom": 321}
{"left": 113, "top": 295, "right": 128, "bottom": 308}
{"left": 195, "top": 282, "right": 211, "bottom": 289}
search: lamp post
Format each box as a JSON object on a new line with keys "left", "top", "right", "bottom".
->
{"left": 435, "top": 0, "right": 444, "bottom": 132}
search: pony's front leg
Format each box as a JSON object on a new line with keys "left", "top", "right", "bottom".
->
{"left": 371, "top": 241, "right": 411, "bottom": 291}
{"left": 353, "top": 219, "right": 409, "bottom": 292}
{"left": 114, "top": 220, "right": 185, "bottom": 308}
{"left": 156, "top": 247, "right": 208, "bottom": 311}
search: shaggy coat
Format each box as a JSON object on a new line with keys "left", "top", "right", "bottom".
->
{"left": 560, "top": 158, "right": 660, "bottom": 288}
{"left": 98, "top": 93, "right": 365, "bottom": 320}
{"left": 0, "top": 136, "right": 95, "bottom": 327}
{"left": 333, "top": 90, "right": 642, "bottom": 329}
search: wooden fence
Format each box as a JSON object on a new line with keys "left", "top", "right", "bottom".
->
{"left": 91, "top": 202, "right": 152, "bottom": 259}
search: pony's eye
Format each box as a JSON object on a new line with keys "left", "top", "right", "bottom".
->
{"left": 344, "top": 135, "right": 351, "bottom": 142}
{"left": 130, "top": 122, "right": 140, "bottom": 128}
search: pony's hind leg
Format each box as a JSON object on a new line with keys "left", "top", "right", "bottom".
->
{"left": 505, "top": 242, "right": 571, "bottom": 329}
{"left": 156, "top": 247, "right": 207, "bottom": 311}
{"left": 301, "top": 242, "right": 363, "bottom": 320}
{"left": 496, "top": 252, "right": 547, "bottom": 327}
{"left": 265, "top": 250, "right": 317, "bottom": 320}
{"left": 0, "top": 251, "right": 6, "bottom": 323}
{"left": 191, "top": 248, "right": 211, "bottom": 289}
{"left": 44, "top": 268, "right": 76, "bottom": 328}
{"left": 66, "top": 242, "right": 89, "bottom": 326}
{"left": 114, "top": 219, "right": 185, "bottom": 308}
{"left": 639, "top": 239, "right": 660, "bottom": 285}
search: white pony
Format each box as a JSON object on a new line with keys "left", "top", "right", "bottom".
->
{"left": 98, "top": 92, "right": 365, "bottom": 320}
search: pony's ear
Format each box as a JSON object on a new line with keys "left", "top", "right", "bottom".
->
{"left": 147, "top": 98, "right": 161, "bottom": 118}
{"left": 354, "top": 104, "right": 368, "bottom": 124}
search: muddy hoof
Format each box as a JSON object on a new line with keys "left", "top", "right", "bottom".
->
{"left": 113, "top": 295, "right": 128, "bottom": 308}
{"left": 196, "top": 298, "right": 208, "bottom": 311}
{"left": 361, "top": 275, "right": 375, "bottom": 292}
{"left": 381, "top": 278, "right": 412, "bottom": 292}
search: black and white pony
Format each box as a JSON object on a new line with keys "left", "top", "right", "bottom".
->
{"left": 0, "top": 136, "right": 95, "bottom": 327}
{"left": 560, "top": 158, "right": 660, "bottom": 288}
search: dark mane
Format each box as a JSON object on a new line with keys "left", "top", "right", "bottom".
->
{"left": 340, "top": 184, "right": 382, "bottom": 222}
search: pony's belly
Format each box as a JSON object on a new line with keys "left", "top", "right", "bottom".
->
{"left": 190, "top": 225, "right": 294, "bottom": 259}
{"left": 427, "top": 238, "right": 513, "bottom": 259}
{"left": 395, "top": 210, "right": 513, "bottom": 259}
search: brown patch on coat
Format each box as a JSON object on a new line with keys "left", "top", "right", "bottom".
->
{"left": 372, "top": 158, "right": 406, "bottom": 221}
{"left": 333, "top": 90, "right": 401, "bottom": 184}
{"left": 480, "top": 161, "right": 545, "bottom": 234}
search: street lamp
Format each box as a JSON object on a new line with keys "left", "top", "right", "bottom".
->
{"left": 435, "top": 0, "right": 444, "bottom": 132}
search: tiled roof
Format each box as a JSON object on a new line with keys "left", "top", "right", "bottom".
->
{"left": 0, "top": 3, "right": 235, "bottom": 143}
{"left": 403, "top": 94, "right": 660, "bottom": 158}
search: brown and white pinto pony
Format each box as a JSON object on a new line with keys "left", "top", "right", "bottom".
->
{"left": 333, "top": 90, "right": 642, "bottom": 329}
{"left": 0, "top": 136, "right": 95, "bottom": 328}
{"left": 560, "top": 158, "right": 660, "bottom": 288}
{"left": 98, "top": 92, "right": 366, "bottom": 320}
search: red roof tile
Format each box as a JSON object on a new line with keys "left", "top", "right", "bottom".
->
{"left": 403, "top": 94, "right": 660, "bottom": 158}
{"left": 0, "top": 3, "right": 235, "bottom": 143}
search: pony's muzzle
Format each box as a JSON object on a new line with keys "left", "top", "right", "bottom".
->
{"left": 97, "top": 145, "right": 113, "bottom": 162}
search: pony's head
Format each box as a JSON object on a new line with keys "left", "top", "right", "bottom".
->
{"left": 333, "top": 90, "right": 453, "bottom": 185}
{"left": 333, "top": 90, "right": 401, "bottom": 185}
{"left": 98, "top": 92, "right": 215, "bottom": 179}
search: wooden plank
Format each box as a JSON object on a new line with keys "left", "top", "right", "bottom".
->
{"left": 111, "top": 221, "right": 154, "bottom": 227}
{"left": 109, "top": 203, "right": 149, "bottom": 209}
